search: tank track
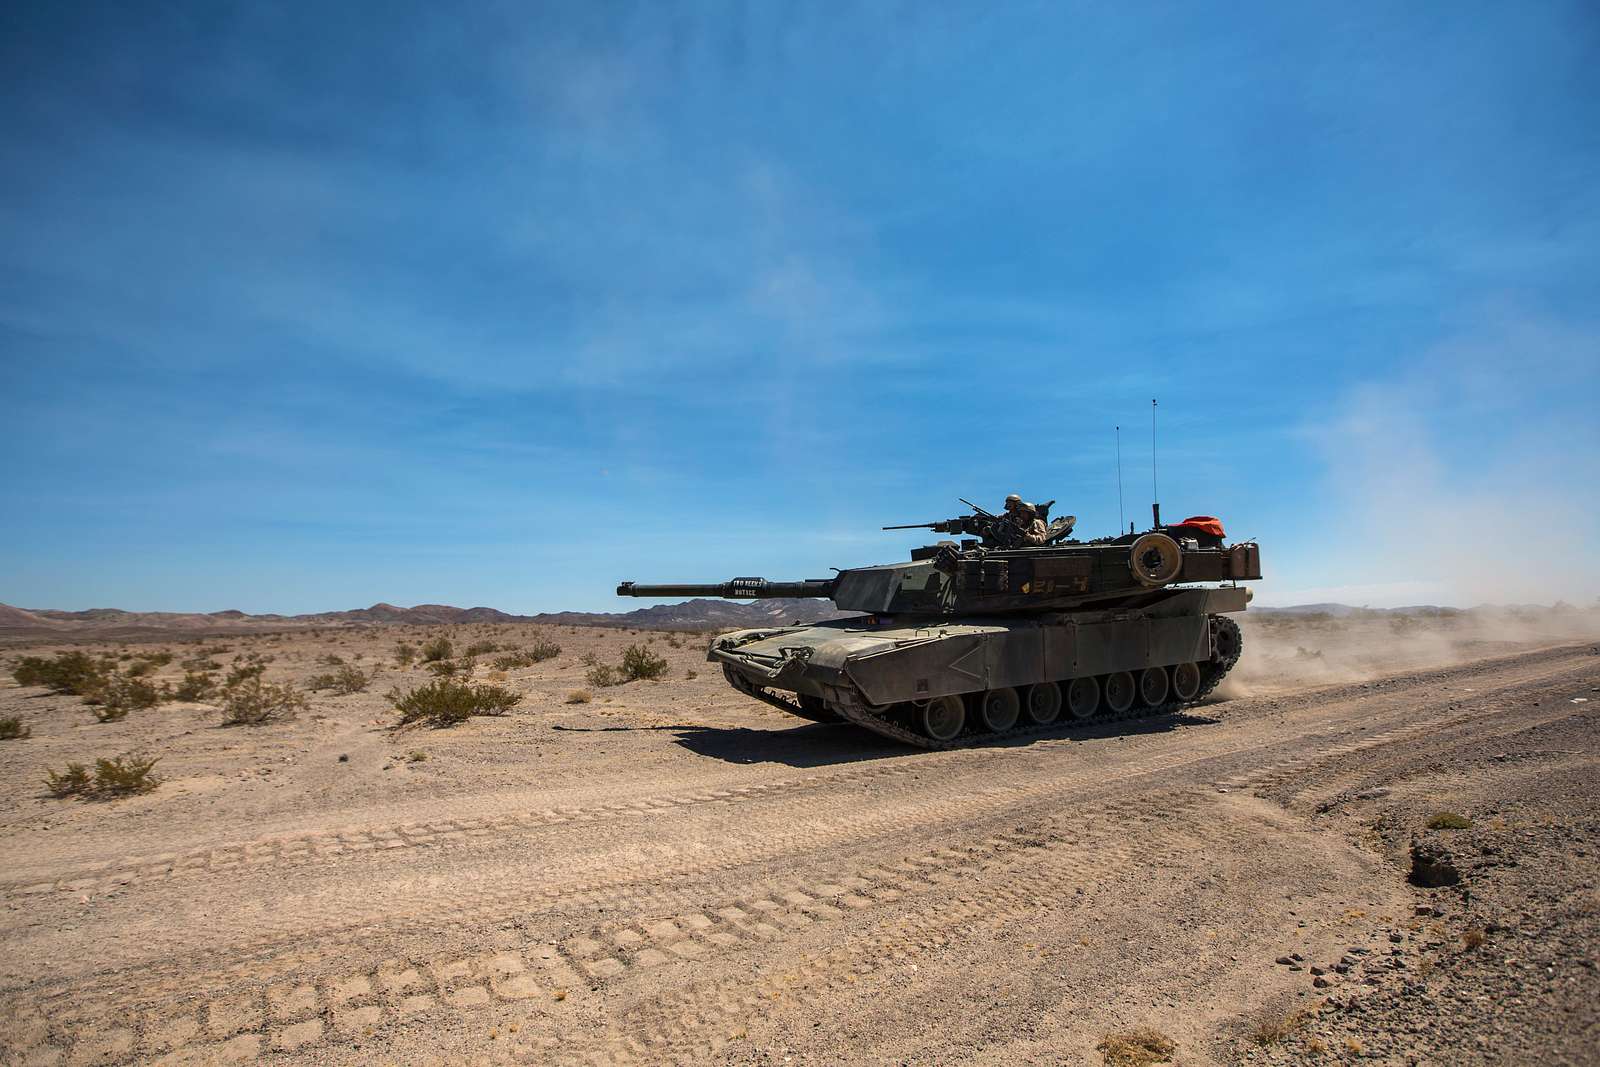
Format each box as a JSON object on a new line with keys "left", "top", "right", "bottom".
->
{"left": 745, "top": 613, "right": 1245, "bottom": 752}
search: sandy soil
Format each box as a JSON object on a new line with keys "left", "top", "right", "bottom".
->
{"left": 0, "top": 615, "right": 1597, "bottom": 1065}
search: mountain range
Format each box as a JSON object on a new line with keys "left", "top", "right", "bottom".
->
{"left": 2, "top": 598, "right": 1587, "bottom": 638}
{"left": 0, "top": 599, "right": 847, "bottom": 636}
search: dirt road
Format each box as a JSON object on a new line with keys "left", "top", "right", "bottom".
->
{"left": 2, "top": 628, "right": 1596, "bottom": 1065}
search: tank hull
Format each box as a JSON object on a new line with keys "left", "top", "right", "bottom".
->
{"left": 708, "top": 587, "right": 1245, "bottom": 748}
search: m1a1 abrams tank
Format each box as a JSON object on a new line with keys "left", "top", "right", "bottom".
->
{"left": 617, "top": 499, "right": 1262, "bottom": 749}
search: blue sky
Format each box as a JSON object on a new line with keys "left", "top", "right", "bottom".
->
{"left": 3, "top": 2, "right": 1597, "bottom": 613}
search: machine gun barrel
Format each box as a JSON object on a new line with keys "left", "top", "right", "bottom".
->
{"left": 881, "top": 522, "right": 939, "bottom": 530}
{"left": 617, "top": 578, "right": 837, "bottom": 600}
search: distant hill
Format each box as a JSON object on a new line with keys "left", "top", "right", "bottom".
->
{"left": 4, "top": 597, "right": 1585, "bottom": 639}
{"left": 0, "top": 598, "right": 847, "bottom": 636}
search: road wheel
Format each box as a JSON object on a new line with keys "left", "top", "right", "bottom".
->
{"left": 1171, "top": 661, "right": 1202, "bottom": 701}
{"left": 1139, "top": 666, "right": 1170, "bottom": 706}
{"left": 977, "top": 687, "right": 1021, "bottom": 732}
{"left": 1102, "top": 671, "right": 1136, "bottom": 714}
{"left": 919, "top": 695, "right": 966, "bottom": 741}
{"left": 1065, "top": 676, "right": 1099, "bottom": 719}
{"left": 1024, "top": 681, "right": 1062, "bottom": 725}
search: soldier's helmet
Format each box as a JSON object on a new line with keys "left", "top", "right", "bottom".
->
{"left": 1004, "top": 494, "right": 1022, "bottom": 510}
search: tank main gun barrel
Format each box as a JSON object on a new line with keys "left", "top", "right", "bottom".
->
{"left": 617, "top": 578, "right": 837, "bottom": 600}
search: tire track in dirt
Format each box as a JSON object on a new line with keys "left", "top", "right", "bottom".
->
{"left": 6, "top": 660, "right": 1556, "bottom": 992}
{"left": 3, "top": 788, "right": 1255, "bottom": 1066}
{"left": 1, "top": 646, "right": 1590, "bottom": 1065}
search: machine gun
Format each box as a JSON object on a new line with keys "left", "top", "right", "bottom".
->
{"left": 883, "top": 498, "right": 1076, "bottom": 548}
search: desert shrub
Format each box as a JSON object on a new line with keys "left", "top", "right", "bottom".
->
{"left": 493, "top": 638, "right": 562, "bottom": 670}
{"left": 182, "top": 652, "right": 223, "bottom": 671}
{"left": 172, "top": 671, "right": 218, "bottom": 702}
{"left": 318, "top": 653, "right": 346, "bottom": 666}
{"left": 619, "top": 644, "right": 669, "bottom": 682}
{"left": 406, "top": 749, "right": 427, "bottom": 762}
{"left": 218, "top": 676, "right": 307, "bottom": 726}
{"left": 13, "top": 652, "right": 109, "bottom": 695}
{"left": 585, "top": 664, "right": 618, "bottom": 688}
{"left": 86, "top": 674, "right": 162, "bottom": 720}
{"left": 463, "top": 640, "right": 500, "bottom": 657}
{"left": 1248, "top": 1008, "right": 1311, "bottom": 1047}
{"left": 0, "top": 716, "right": 31, "bottom": 740}
{"left": 685, "top": 668, "right": 698, "bottom": 680}
{"left": 394, "top": 641, "right": 417, "bottom": 666}
{"left": 223, "top": 661, "right": 266, "bottom": 688}
{"left": 125, "top": 658, "right": 158, "bottom": 677}
{"left": 307, "top": 664, "right": 372, "bottom": 694}
{"left": 1096, "top": 1028, "right": 1175, "bottom": 1066}
{"left": 46, "top": 762, "right": 92, "bottom": 797}
{"left": 93, "top": 753, "right": 161, "bottom": 796}
{"left": 565, "top": 689, "right": 592, "bottom": 704}
{"left": 1426, "top": 811, "right": 1473, "bottom": 830}
{"left": 389, "top": 679, "right": 520, "bottom": 727}
{"left": 420, "top": 636, "right": 454, "bottom": 663}
{"left": 579, "top": 651, "right": 600, "bottom": 667}
{"left": 1461, "top": 926, "right": 1486, "bottom": 950}
{"left": 425, "top": 659, "right": 467, "bottom": 677}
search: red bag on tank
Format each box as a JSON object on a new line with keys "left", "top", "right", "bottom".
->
{"left": 1174, "top": 516, "right": 1225, "bottom": 539}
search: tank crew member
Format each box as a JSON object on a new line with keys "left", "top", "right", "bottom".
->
{"left": 1003, "top": 494, "right": 1049, "bottom": 546}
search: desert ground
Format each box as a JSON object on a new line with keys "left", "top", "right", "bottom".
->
{"left": 1, "top": 610, "right": 1597, "bottom": 1066}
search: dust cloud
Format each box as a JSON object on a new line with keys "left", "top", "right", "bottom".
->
{"left": 1274, "top": 310, "right": 1600, "bottom": 610}
{"left": 1220, "top": 605, "right": 1600, "bottom": 699}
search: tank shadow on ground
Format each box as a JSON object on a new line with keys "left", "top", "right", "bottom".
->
{"left": 669, "top": 708, "right": 1224, "bottom": 768}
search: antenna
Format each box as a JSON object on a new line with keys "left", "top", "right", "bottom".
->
{"left": 1115, "top": 425, "right": 1125, "bottom": 533}
{"left": 1150, "top": 398, "right": 1161, "bottom": 529}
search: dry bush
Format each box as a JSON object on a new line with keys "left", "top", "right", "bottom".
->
{"left": 585, "top": 664, "right": 618, "bottom": 688}
{"left": 394, "top": 641, "right": 417, "bottom": 667}
{"left": 1, "top": 716, "right": 31, "bottom": 740}
{"left": 620, "top": 644, "right": 669, "bottom": 682}
{"left": 172, "top": 671, "right": 218, "bottom": 702}
{"left": 685, "top": 669, "right": 698, "bottom": 680}
{"left": 1249, "top": 1008, "right": 1312, "bottom": 1047}
{"left": 317, "top": 653, "right": 346, "bottom": 666}
{"left": 579, "top": 651, "right": 600, "bottom": 667}
{"left": 93, "top": 753, "right": 161, "bottom": 796}
{"left": 218, "top": 676, "right": 307, "bottom": 726}
{"left": 389, "top": 678, "right": 520, "bottom": 727}
{"left": 1426, "top": 811, "right": 1473, "bottom": 830}
{"left": 463, "top": 640, "right": 500, "bottom": 657}
{"left": 182, "top": 653, "right": 222, "bottom": 671}
{"left": 420, "top": 636, "right": 454, "bottom": 663}
{"left": 494, "top": 639, "right": 562, "bottom": 670}
{"left": 307, "top": 664, "right": 372, "bottom": 694}
{"left": 1097, "top": 1028, "right": 1175, "bottom": 1066}
{"left": 86, "top": 674, "right": 162, "bottom": 720}
{"left": 46, "top": 762, "right": 92, "bottom": 797}
{"left": 426, "top": 659, "right": 467, "bottom": 677}
{"left": 13, "top": 652, "right": 109, "bottom": 695}
{"left": 1462, "top": 926, "right": 1487, "bottom": 950}
{"left": 565, "top": 689, "right": 592, "bottom": 704}
{"left": 45, "top": 754, "right": 160, "bottom": 798}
